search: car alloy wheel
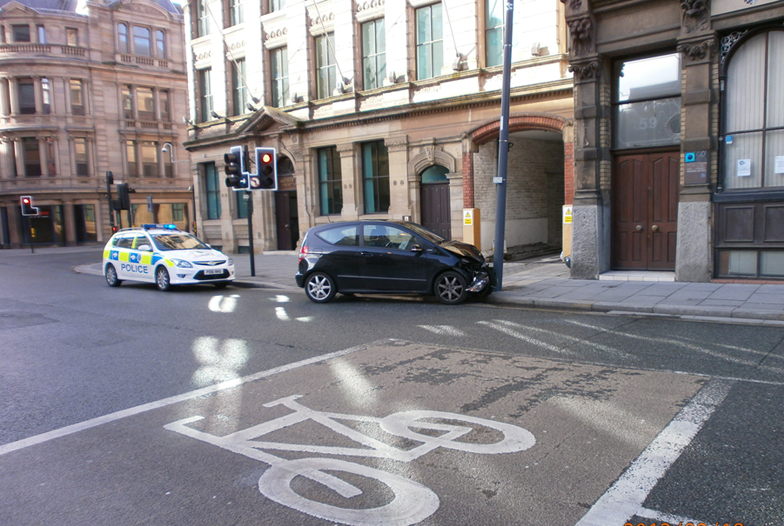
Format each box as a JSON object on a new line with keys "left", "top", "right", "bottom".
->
{"left": 436, "top": 271, "right": 468, "bottom": 305}
{"left": 305, "top": 272, "right": 337, "bottom": 303}
{"left": 156, "top": 266, "right": 171, "bottom": 291}
{"left": 105, "top": 264, "right": 122, "bottom": 287}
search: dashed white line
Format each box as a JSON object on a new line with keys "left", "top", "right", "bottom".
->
{"left": 418, "top": 325, "right": 466, "bottom": 337}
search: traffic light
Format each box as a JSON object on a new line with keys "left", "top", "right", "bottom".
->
{"left": 250, "top": 147, "right": 277, "bottom": 191}
{"left": 20, "top": 195, "right": 39, "bottom": 216}
{"left": 116, "top": 183, "right": 131, "bottom": 210}
{"left": 224, "top": 146, "right": 246, "bottom": 190}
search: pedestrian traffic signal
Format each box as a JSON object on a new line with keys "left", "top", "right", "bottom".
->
{"left": 20, "top": 195, "right": 39, "bottom": 216}
{"left": 116, "top": 183, "right": 131, "bottom": 210}
{"left": 224, "top": 146, "right": 247, "bottom": 190}
{"left": 249, "top": 147, "right": 277, "bottom": 191}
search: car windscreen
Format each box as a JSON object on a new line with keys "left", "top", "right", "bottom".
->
{"left": 152, "top": 233, "right": 210, "bottom": 251}
{"left": 401, "top": 222, "right": 445, "bottom": 244}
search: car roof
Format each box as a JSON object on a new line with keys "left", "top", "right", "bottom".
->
{"left": 308, "top": 219, "right": 407, "bottom": 232}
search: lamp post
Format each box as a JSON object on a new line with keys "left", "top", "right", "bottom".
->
{"left": 162, "top": 142, "right": 196, "bottom": 234}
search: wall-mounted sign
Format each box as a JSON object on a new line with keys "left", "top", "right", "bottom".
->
{"left": 712, "top": 0, "right": 777, "bottom": 16}
{"left": 737, "top": 159, "right": 751, "bottom": 177}
{"left": 684, "top": 151, "right": 708, "bottom": 185}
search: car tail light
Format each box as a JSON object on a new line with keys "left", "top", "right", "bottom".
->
{"left": 298, "top": 244, "right": 308, "bottom": 262}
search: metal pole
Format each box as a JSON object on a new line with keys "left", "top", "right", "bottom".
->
{"left": 24, "top": 215, "right": 33, "bottom": 253}
{"left": 492, "top": 0, "right": 514, "bottom": 291}
{"left": 106, "top": 171, "right": 115, "bottom": 234}
{"left": 246, "top": 191, "right": 255, "bottom": 277}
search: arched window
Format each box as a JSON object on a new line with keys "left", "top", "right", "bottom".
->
{"left": 722, "top": 30, "right": 784, "bottom": 189}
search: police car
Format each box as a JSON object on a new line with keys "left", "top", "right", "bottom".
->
{"left": 103, "top": 224, "right": 235, "bottom": 291}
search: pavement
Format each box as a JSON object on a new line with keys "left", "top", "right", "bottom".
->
{"left": 7, "top": 244, "right": 784, "bottom": 325}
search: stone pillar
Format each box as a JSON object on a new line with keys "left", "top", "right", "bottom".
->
{"left": 386, "top": 138, "right": 410, "bottom": 219}
{"left": 63, "top": 200, "right": 77, "bottom": 246}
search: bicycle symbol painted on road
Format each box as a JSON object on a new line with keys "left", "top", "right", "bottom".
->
{"left": 164, "top": 395, "right": 536, "bottom": 526}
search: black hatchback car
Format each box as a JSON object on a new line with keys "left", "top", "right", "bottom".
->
{"left": 295, "top": 220, "right": 495, "bottom": 304}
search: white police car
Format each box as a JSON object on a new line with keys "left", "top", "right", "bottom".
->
{"left": 102, "top": 224, "right": 235, "bottom": 291}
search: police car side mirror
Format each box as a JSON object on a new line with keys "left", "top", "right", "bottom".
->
{"left": 137, "top": 244, "right": 152, "bottom": 252}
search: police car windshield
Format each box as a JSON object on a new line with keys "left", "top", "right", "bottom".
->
{"left": 152, "top": 233, "right": 209, "bottom": 251}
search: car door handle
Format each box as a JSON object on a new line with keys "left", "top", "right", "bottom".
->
{"left": 360, "top": 251, "right": 373, "bottom": 256}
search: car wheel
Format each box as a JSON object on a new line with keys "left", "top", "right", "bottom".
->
{"left": 105, "top": 264, "right": 122, "bottom": 287}
{"left": 156, "top": 266, "right": 171, "bottom": 291}
{"left": 435, "top": 271, "right": 468, "bottom": 305}
{"left": 305, "top": 272, "right": 337, "bottom": 303}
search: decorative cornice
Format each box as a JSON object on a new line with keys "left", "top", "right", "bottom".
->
{"left": 567, "top": 17, "right": 595, "bottom": 57}
{"left": 568, "top": 60, "right": 600, "bottom": 81}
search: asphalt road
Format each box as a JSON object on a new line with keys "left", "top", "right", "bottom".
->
{"left": 0, "top": 248, "right": 781, "bottom": 526}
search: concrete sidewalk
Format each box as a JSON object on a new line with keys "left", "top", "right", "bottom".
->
{"left": 22, "top": 244, "right": 783, "bottom": 325}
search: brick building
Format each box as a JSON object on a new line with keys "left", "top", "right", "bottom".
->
{"left": 183, "top": 0, "right": 574, "bottom": 256}
{"left": 0, "top": 0, "right": 190, "bottom": 248}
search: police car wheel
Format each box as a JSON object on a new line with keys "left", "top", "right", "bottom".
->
{"left": 105, "top": 264, "right": 122, "bottom": 287}
{"left": 156, "top": 267, "right": 171, "bottom": 291}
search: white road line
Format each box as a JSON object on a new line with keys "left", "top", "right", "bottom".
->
{"left": 478, "top": 320, "right": 569, "bottom": 354}
{"left": 0, "top": 343, "right": 373, "bottom": 458}
{"left": 417, "top": 325, "right": 466, "bottom": 337}
{"left": 575, "top": 379, "right": 734, "bottom": 526}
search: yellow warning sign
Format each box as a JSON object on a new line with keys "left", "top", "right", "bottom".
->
{"left": 464, "top": 210, "right": 473, "bottom": 226}
{"left": 563, "top": 206, "right": 572, "bottom": 224}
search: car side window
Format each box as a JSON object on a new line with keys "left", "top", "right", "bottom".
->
{"left": 316, "top": 225, "right": 359, "bottom": 246}
{"left": 363, "top": 225, "right": 414, "bottom": 250}
{"left": 131, "top": 234, "right": 149, "bottom": 250}
{"left": 115, "top": 235, "right": 134, "bottom": 249}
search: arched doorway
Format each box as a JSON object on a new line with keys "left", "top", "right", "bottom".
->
{"left": 420, "top": 165, "right": 450, "bottom": 239}
{"left": 275, "top": 156, "right": 299, "bottom": 250}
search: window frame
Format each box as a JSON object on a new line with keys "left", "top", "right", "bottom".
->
{"left": 141, "top": 141, "right": 158, "bottom": 178}
{"left": 315, "top": 33, "right": 336, "bottom": 100}
{"left": 70, "top": 79, "right": 86, "bottom": 116}
{"left": 12, "top": 24, "right": 30, "bottom": 43}
{"left": 22, "top": 137, "right": 41, "bottom": 177}
{"left": 133, "top": 25, "right": 152, "bottom": 57}
{"left": 317, "top": 146, "right": 342, "bottom": 216}
{"left": 198, "top": 68, "right": 213, "bottom": 122}
{"left": 362, "top": 140, "right": 390, "bottom": 214}
{"left": 231, "top": 57, "right": 248, "bottom": 116}
{"left": 415, "top": 3, "right": 444, "bottom": 80}
{"left": 485, "top": 0, "right": 504, "bottom": 67}
{"left": 66, "top": 28, "right": 78, "bottom": 47}
{"left": 204, "top": 162, "right": 222, "bottom": 220}
{"left": 118, "top": 23, "right": 129, "bottom": 53}
{"left": 74, "top": 137, "right": 88, "bottom": 176}
{"left": 361, "top": 18, "right": 386, "bottom": 90}
{"left": 18, "top": 78, "right": 35, "bottom": 115}
{"left": 197, "top": 0, "right": 210, "bottom": 37}
{"left": 270, "top": 46, "right": 289, "bottom": 107}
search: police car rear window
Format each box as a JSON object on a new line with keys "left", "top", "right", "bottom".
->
{"left": 152, "top": 233, "right": 209, "bottom": 251}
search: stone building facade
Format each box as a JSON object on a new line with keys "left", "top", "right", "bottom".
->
{"left": 567, "top": 0, "right": 784, "bottom": 281}
{"left": 0, "top": 0, "right": 190, "bottom": 248}
{"left": 183, "top": 0, "right": 574, "bottom": 257}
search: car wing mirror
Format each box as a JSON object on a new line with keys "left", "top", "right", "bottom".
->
{"left": 137, "top": 244, "right": 152, "bottom": 252}
{"left": 410, "top": 244, "right": 423, "bottom": 253}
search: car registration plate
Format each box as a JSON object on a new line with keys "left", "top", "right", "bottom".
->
{"left": 204, "top": 269, "right": 223, "bottom": 275}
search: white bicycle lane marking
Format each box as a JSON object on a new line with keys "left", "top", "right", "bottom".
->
{"left": 164, "top": 395, "right": 537, "bottom": 526}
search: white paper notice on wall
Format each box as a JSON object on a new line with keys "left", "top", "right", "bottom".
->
{"left": 737, "top": 159, "right": 751, "bottom": 177}
{"left": 776, "top": 156, "right": 784, "bottom": 175}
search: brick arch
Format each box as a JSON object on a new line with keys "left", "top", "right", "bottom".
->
{"left": 462, "top": 112, "right": 574, "bottom": 209}
{"left": 468, "top": 112, "right": 569, "bottom": 145}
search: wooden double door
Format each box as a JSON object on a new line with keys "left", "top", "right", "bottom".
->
{"left": 612, "top": 152, "right": 679, "bottom": 270}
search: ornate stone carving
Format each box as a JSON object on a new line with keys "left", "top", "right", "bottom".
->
{"left": 568, "top": 61, "right": 600, "bottom": 81}
{"left": 680, "top": 0, "right": 710, "bottom": 34}
{"left": 678, "top": 39, "right": 715, "bottom": 62}
{"left": 568, "top": 17, "right": 594, "bottom": 57}
{"left": 720, "top": 30, "right": 748, "bottom": 66}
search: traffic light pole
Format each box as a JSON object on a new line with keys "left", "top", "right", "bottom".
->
{"left": 106, "top": 172, "right": 115, "bottom": 234}
{"left": 246, "top": 191, "right": 255, "bottom": 277}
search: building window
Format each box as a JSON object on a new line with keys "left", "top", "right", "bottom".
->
{"left": 270, "top": 0, "right": 285, "bottom": 12}
{"left": 204, "top": 162, "right": 221, "bottom": 220}
{"left": 229, "top": 0, "right": 244, "bottom": 26}
{"left": 118, "top": 23, "right": 129, "bottom": 53}
{"left": 613, "top": 53, "right": 681, "bottom": 150}
{"left": 197, "top": 0, "right": 210, "bottom": 37}
{"left": 41, "top": 78, "right": 51, "bottom": 114}
{"left": 270, "top": 47, "right": 289, "bottom": 107}
{"left": 172, "top": 203, "right": 185, "bottom": 222}
{"left": 723, "top": 30, "right": 784, "bottom": 190}
{"left": 74, "top": 138, "right": 88, "bottom": 176}
{"left": 236, "top": 190, "right": 248, "bottom": 219}
{"left": 70, "top": 79, "right": 85, "bottom": 116}
{"left": 315, "top": 33, "right": 336, "bottom": 99}
{"left": 22, "top": 137, "right": 41, "bottom": 177}
{"left": 361, "top": 18, "right": 386, "bottom": 90}
{"left": 18, "top": 79, "right": 35, "bottom": 114}
{"left": 126, "top": 140, "right": 137, "bottom": 177}
{"left": 12, "top": 25, "right": 30, "bottom": 43}
{"left": 133, "top": 26, "right": 151, "bottom": 56}
{"left": 198, "top": 68, "right": 212, "bottom": 122}
{"left": 122, "top": 85, "right": 134, "bottom": 119}
{"left": 66, "top": 28, "right": 78, "bottom": 47}
{"left": 416, "top": 3, "right": 443, "bottom": 80}
{"left": 159, "top": 90, "right": 170, "bottom": 121}
{"left": 231, "top": 58, "right": 248, "bottom": 116}
{"left": 156, "top": 30, "right": 165, "bottom": 57}
{"left": 37, "top": 25, "right": 46, "bottom": 44}
{"left": 141, "top": 141, "right": 158, "bottom": 177}
{"left": 485, "top": 0, "right": 503, "bottom": 67}
{"left": 137, "top": 87, "right": 154, "bottom": 121}
{"left": 46, "top": 138, "right": 56, "bottom": 176}
{"left": 318, "top": 147, "right": 342, "bottom": 215}
{"left": 362, "top": 140, "right": 390, "bottom": 214}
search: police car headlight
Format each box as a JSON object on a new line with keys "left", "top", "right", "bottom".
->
{"left": 170, "top": 258, "right": 193, "bottom": 268}
{"left": 227, "top": 257, "right": 234, "bottom": 266}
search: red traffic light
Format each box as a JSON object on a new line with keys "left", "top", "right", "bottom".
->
{"left": 262, "top": 153, "right": 272, "bottom": 164}
{"left": 22, "top": 197, "right": 30, "bottom": 205}
{"left": 20, "top": 195, "right": 39, "bottom": 216}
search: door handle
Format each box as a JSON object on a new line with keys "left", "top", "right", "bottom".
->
{"left": 360, "top": 251, "right": 373, "bottom": 256}
{"left": 652, "top": 225, "right": 659, "bottom": 231}
{"left": 636, "top": 225, "right": 643, "bottom": 231}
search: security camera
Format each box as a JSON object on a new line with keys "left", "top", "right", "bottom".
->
{"left": 161, "top": 146, "right": 168, "bottom": 153}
